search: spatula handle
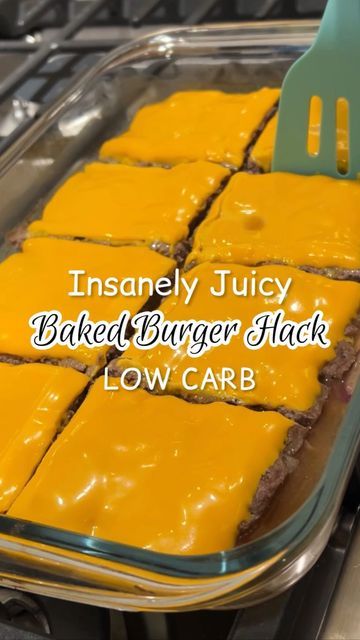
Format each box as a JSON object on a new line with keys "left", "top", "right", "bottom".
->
{"left": 316, "top": 0, "right": 360, "bottom": 48}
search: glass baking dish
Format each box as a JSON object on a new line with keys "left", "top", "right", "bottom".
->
{"left": 0, "top": 21, "right": 359, "bottom": 611}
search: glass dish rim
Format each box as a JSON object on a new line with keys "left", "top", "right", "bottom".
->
{"left": 0, "top": 20, "right": 359, "bottom": 580}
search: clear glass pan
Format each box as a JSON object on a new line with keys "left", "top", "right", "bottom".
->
{"left": 0, "top": 21, "right": 359, "bottom": 611}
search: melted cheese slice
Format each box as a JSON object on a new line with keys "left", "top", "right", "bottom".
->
{"left": 0, "top": 362, "right": 86, "bottom": 511}
{"left": 251, "top": 99, "right": 348, "bottom": 172}
{"left": 99, "top": 89, "right": 280, "bottom": 168}
{"left": 188, "top": 172, "right": 360, "bottom": 270}
{"left": 9, "top": 380, "right": 292, "bottom": 554}
{"left": 250, "top": 114, "right": 277, "bottom": 172}
{"left": 0, "top": 238, "right": 174, "bottom": 369}
{"left": 118, "top": 263, "right": 360, "bottom": 413}
{"left": 29, "top": 162, "right": 229, "bottom": 251}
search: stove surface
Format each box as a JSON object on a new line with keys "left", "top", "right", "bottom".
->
{"left": 0, "top": 0, "right": 326, "bottom": 154}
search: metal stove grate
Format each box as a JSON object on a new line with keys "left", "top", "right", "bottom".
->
{"left": 0, "top": 0, "right": 326, "bottom": 36}
{"left": 0, "top": 0, "right": 326, "bottom": 154}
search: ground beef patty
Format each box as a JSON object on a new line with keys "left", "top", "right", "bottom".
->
{"left": 0, "top": 353, "right": 90, "bottom": 374}
{"left": 237, "top": 423, "right": 307, "bottom": 539}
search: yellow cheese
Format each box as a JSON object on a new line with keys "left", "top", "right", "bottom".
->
{"left": 188, "top": 172, "right": 360, "bottom": 270}
{"left": 29, "top": 162, "right": 229, "bottom": 251}
{"left": 9, "top": 380, "right": 292, "bottom": 554}
{"left": 251, "top": 99, "right": 348, "bottom": 172}
{"left": 0, "top": 362, "right": 87, "bottom": 511}
{"left": 118, "top": 263, "right": 360, "bottom": 412}
{"left": 250, "top": 115, "right": 277, "bottom": 172}
{"left": 0, "top": 238, "right": 174, "bottom": 369}
{"left": 100, "top": 89, "right": 280, "bottom": 168}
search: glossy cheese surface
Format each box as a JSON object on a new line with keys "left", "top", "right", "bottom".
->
{"left": 99, "top": 89, "right": 280, "bottom": 168}
{"left": 250, "top": 114, "right": 277, "bottom": 172}
{"left": 9, "top": 380, "right": 292, "bottom": 554}
{"left": 119, "top": 263, "right": 360, "bottom": 412}
{"left": 251, "top": 100, "right": 348, "bottom": 172}
{"left": 0, "top": 362, "right": 87, "bottom": 511}
{"left": 188, "top": 172, "right": 360, "bottom": 270}
{"left": 0, "top": 238, "right": 174, "bottom": 368}
{"left": 29, "top": 162, "right": 230, "bottom": 250}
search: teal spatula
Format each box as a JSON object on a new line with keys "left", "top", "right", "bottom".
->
{"left": 273, "top": 0, "right": 360, "bottom": 179}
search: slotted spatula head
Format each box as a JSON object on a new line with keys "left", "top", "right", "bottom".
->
{"left": 273, "top": 0, "right": 360, "bottom": 179}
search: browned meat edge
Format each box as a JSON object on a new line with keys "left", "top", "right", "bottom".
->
{"left": 145, "top": 379, "right": 328, "bottom": 427}
{"left": 107, "top": 357, "right": 309, "bottom": 542}
{"left": 244, "top": 157, "right": 264, "bottom": 175}
{"left": 5, "top": 177, "right": 230, "bottom": 269}
{"left": 110, "top": 335, "right": 357, "bottom": 542}
{"left": 0, "top": 353, "right": 91, "bottom": 375}
{"left": 188, "top": 339, "right": 355, "bottom": 425}
{"left": 243, "top": 340, "right": 360, "bottom": 537}
{"left": 5, "top": 102, "right": 281, "bottom": 282}
{"left": 102, "top": 102, "right": 279, "bottom": 174}
{"left": 5, "top": 101, "right": 280, "bottom": 259}
{"left": 256, "top": 262, "right": 360, "bottom": 283}
{"left": 110, "top": 319, "right": 359, "bottom": 427}
{"left": 59, "top": 383, "right": 91, "bottom": 431}
{"left": 185, "top": 259, "right": 360, "bottom": 284}
{"left": 0, "top": 268, "right": 176, "bottom": 378}
{"left": 242, "top": 102, "right": 278, "bottom": 173}
{"left": 236, "top": 423, "right": 307, "bottom": 540}
{"left": 5, "top": 337, "right": 357, "bottom": 544}
{"left": 300, "top": 265, "right": 360, "bottom": 283}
